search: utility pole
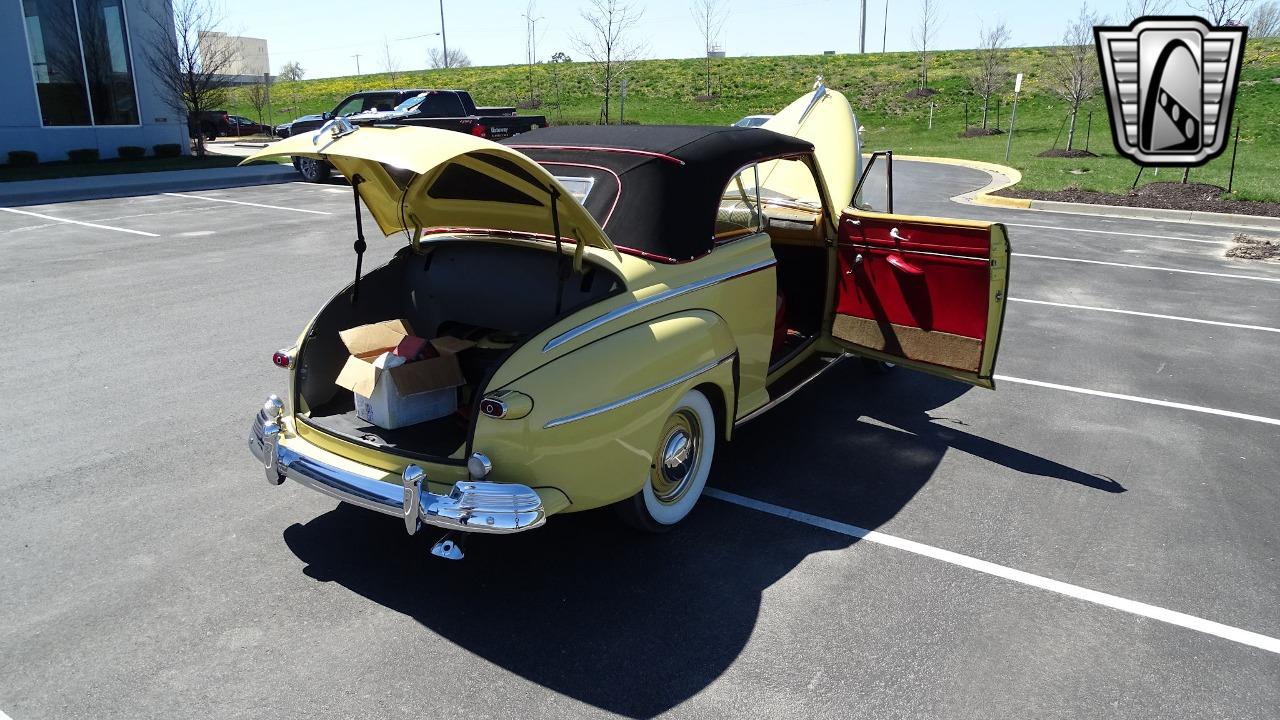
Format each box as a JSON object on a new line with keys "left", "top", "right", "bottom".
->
{"left": 352, "top": 53, "right": 362, "bottom": 76}
{"left": 439, "top": 0, "right": 449, "bottom": 68}
{"left": 882, "top": 0, "right": 889, "bottom": 52}
{"left": 859, "top": 0, "right": 867, "bottom": 53}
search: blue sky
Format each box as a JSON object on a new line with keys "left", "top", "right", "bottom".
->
{"left": 222, "top": 0, "right": 1206, "bottom": 79}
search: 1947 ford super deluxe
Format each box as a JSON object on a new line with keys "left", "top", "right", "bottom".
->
{"left": 246, "top": 87, "right": 1010, "bottom": 559}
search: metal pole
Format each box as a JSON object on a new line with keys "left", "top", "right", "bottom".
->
{"left": 352, "top": 54, "right": 361, "bottom": 76}
{"left": 439, "top": 0, "right": 449, "bottom": 68}
{"left": 1132, "top": 165, "right": 1143, "bottom": 189}
{"left": 882, "top": 0, "right": 888, "bottom": 52}
{"left": 928, "top": 101, "right": 934, "bottom": 130}
{"left": 1003, "top": 91, "right": 1020, "bottom": 162}
{"left": 1228, "top": 121, "right": 1241, "bottom": 193}
{"left": 859, "top": 0, "right": 867, "bottom": 53}
{"left": 1085, "top": 111, "right": 1092, "bottom": 152}
{"left": 996, "top": 98, "right": 1000, "bottom": 131}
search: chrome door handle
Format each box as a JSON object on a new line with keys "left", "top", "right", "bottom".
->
{"left": 844, "top": 218, "right": 861, "bottom": 227}
{"left": 889, "top": 227, "right": 907, "bottom": 242}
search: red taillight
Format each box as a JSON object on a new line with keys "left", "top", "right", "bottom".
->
{"left": 272, "top": 351, "right": 291, "bottom": 369}
{"left": 470, "top": 123, "right": 487, "bottom": 137}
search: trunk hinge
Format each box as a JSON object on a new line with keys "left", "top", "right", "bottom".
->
{"left": 350, "top": 175, "right": 367, "bottom": 305}
{"left": 549, "top": 186, "right": 566, "bottom": 316}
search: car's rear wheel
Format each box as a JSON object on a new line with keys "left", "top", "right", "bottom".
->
{"left": 616, "top": 389, "right": 716, "bottom": 533}
{"left": 296, "top": 156, "right": 332, "bottom": 183}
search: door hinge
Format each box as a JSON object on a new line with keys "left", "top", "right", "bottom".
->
{"left": 994, "top": 291, "right": 1004, "bottom": 302}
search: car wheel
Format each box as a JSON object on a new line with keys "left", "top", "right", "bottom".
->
{"left": 296, "top": 156, "right": 332, "bottom": 183}
{"left": 861, "top": 357, "right": 897, "bottom": 375}
{"left": 295, "top": 156, "right": 332, "bottom": 181}
{"left": 616, "top": 388, "right": 716, "bottom": 533}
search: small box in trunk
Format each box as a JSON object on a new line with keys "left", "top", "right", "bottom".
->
{"left": 334, "top": 319, "right": 476, "bottom": 429}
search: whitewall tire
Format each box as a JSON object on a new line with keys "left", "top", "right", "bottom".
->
{"left": 617, "top": 388, "right": 717, "bottom": 532}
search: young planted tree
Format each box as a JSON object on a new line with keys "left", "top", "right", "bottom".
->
{"left": 968, "top": 21, "right": 1010, "bottom": 130}
{"left": 911, "top": 0, "right": 942, "bottom": 90}
{"left": 572, "top": 0, "right": 645, "bottom": 124}
{"left": 1049, "top": 4, "right": 1104, "bottom": 152}
{"left": 690, "top": 0, "right": 727, "bottom": 97}
{"left": 279, "top": 61, "right": 305, "bottom": 82}
{"left": 1193, "top": 0, "right": 1256, "bottom": 24}
{"left": 381, "top": 36, "right": 399, "bottom": 83}
{"left": 549, "top": 52, "right": 572, "bottom": 120}
{"left": 1251, "top": 1, "right": 1280, "bottom": 35}
{"left": 524, "top": 1, "right": 544, "bottom": 105}
{"left": 428, "top": 47, "right": 471, "bottom": 69}
{"left": 245, "top": 82, "right": 268, "bottom": 127}
{"left": 142, "top": 0, "right": 240, "bottom": 157}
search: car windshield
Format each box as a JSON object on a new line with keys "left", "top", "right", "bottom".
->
{"left": 394, "top": 94, "right": 426, "bottom": 112}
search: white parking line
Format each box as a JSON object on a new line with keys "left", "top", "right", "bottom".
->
{"left": 1009, "top": 298, "right": 1280, "bottom": 334}
{"left": 1005, "top": 222, "right": 1225, "bottom": 245}
{"left": 994, "top": 375, "right": 1280, "bottom": 427}
{"left": 0, "top": 207, "right": 159, "bottom": 237}
{"left": 160, "top": 192, "right": 330, "bottom": 215}
{"left": 706, "top": 488, "right": 1280, "bottom": 655}
{"left": 1013, "top": 253, "right": 1280, "bottom": 283}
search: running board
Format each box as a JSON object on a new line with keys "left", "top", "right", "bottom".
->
{"left": 735, "top": 353, "right": 847, "bottom": 427}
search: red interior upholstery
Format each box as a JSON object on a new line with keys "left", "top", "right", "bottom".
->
{"left": 835, "top": 216, "right": 991, "bottom": 340}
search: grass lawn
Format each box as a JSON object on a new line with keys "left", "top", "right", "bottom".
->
{"left": 229, "top": 39, "right": 1280, "bottom": 202}
{"left": 0, "top": 154, "right": 244, "bottom": 183}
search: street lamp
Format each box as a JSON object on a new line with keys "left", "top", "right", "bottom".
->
{"left": 397, "top": 31, "right": 443, "bottom": 69}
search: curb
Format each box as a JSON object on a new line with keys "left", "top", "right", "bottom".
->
{"left": 0, "top": 163, "right": 296, "bottom": 207}
{"left": 894, "top": 155, "right": 1031, "bottom": 209}
{"left": 1022, "top": 198, "right": 1280, "bottom": 232}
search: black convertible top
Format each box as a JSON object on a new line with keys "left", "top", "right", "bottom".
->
{"left": 503, "top": 125, "right": 814, "bottom": 262}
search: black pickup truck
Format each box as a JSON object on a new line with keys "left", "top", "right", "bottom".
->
{"left": 284, "top": 89, "right": 548, "bottom": 182}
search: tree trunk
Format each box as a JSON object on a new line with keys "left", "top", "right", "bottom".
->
{"left": 1066, "top": 107, "right": 1078, "bottom": 151}
{"left": 982, "top": 98, "right": 989, "bottom": 130}
{"left": 603, "top": 67, "right": 611, "bottom": 124}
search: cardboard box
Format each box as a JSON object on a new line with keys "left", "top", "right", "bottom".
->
{"left": 334, "top": 319, "right": 475, "bottom": 429}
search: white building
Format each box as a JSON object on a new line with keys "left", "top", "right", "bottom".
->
{"left": 198, "top": 31, "right": 269, "bottom": 78}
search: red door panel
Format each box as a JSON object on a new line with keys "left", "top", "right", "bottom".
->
{"left": 836, "top": 216, "right": 992, "bottom": 341}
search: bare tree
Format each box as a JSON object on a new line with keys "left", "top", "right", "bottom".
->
{"left": 143, "top": 0, "right": 240, "bottom": 157}
{"left": 1192, "top": 0, "right": 1256, "bottom": 24}
{"left": 428, "top": 47, "right": 471, "bottom": 69}
{"left": 1124, "top": 0, "right": 1172, "bottom": 19}
{"left": 691, "top": 0, "right": 727, "bottom": 97}
{"left": 572, "top": 0, "right": 646, "bottom": 124}
{"left": 549, "top": 52, "right": 572, "bottom": 120}
{"left": 279, "top": 61, "right": 304, "bottom": 82}
{"left": 381, "top": 36, "right": 399, "bottom": 83}
{"left": 912, "top": 0, "right": 942, "bottom": 89}
{"left": 1251, "top": 1, "right": 1280, "bottom": 35}
{"left": 245, "top": 82, "right": 268, "bottom": 127}
{"left": 968, "top": 21, "right": 1010, "bottom": 130}
{"left": 1049, "top": 4, "right": 1104, "bottom": 152}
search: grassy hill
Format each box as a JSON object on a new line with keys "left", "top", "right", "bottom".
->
{"left": 230, "top": 40, "right": 1280, "bottom": 203}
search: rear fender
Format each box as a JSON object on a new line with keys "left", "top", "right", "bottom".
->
{"left": 476, "top": 311, "right": 737, "bottom": 511}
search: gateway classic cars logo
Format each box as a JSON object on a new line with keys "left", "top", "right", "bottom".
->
{"left": 1094, "top": 16, "right": 1247, "bottom": 167}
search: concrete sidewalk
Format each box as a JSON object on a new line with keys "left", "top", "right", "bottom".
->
{"left": 0, "top": 162, "right": 296, "bottom": 207}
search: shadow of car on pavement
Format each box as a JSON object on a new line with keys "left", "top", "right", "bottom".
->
{"left": 282, "top": 362, "right": 1122, "bottom": 718}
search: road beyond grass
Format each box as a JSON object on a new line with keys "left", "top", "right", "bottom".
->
{"left": 231, "top": 39, "right": 1280, "bottom": 203}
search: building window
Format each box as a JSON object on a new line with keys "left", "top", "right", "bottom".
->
{"left": 22, "top": 0, "right": 139, "bottom": 127}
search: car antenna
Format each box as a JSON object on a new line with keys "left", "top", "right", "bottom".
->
{"left": 350, "top": 174, "right": 367, "bottom": 305}
{"left": 548, "top": 186, "right": 566, "bottom": 315}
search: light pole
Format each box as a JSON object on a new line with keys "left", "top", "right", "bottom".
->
{"left": 859, "top": 0, "right": 867, "bottom": 53}
{"left": 397, "top": 32, "right": 442, "bottom": 69}
{"left": 352, "top": 53, "right": 362, "bottom": 76}
{"left": 439, "top": 0, "right": 449, "bottom": 68}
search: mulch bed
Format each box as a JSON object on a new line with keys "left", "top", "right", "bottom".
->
{"left": 904, "top": 88, "right": 938, "bottom": 100}
{"left": 1226, "top": 233, "right": 1280, "bottom": 260}
{"left": 959, "top": 127, "right": 1003, "bottom": 138}
{"left": 1037, "top": 148, "right": 1098, "bottom": 158}
{"left": 996, "top": 181, "right": 1280, "bottom": 218}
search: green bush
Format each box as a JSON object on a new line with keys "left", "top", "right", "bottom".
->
{"left": 7, "top": 150, "right": 38, "bottom": 167}
{"left": 67, "top": 148, "right": 99, "bottom": 163}
{"left": 153, "top": 143, "right": 182, "bottom": 158}
{"left": 117, "top": 145, "right": 146, "bottom": 159}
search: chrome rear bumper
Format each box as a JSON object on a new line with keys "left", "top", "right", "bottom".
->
{"left": 249, "top": 399, "right": 545, "bottom": 535}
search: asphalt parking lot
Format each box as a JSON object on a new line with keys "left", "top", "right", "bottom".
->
{"left": 2, "top": 161, "right": 1278, "bottom": 719}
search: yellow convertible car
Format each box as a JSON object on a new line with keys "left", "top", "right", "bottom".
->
{"left": 246, "top": 87, "right": 1009, "bottom": 559}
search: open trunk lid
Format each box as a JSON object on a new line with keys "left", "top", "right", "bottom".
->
{"left": 760, "top": 84, "right": 858, "bottom": 211}
{"left": 242, "top": 125, "right": 614, "bottom": 253}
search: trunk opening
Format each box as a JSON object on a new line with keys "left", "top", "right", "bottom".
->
{"left": 295, "top": 238, "right": 624, "bottom": 461}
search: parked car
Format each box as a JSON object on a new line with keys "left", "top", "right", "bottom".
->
{"left": 281, "top": 89, "right": 548, "bottom": 182}
{"left": 224, "top": 115, "right": 268, "bottom": 136}
{"left": 244, "top": 86, "right": 1010, "bottom": 559}
{"left": 276, "top": 114, "right": 322, "bottom": 138}
{"left": 188, "top": 109, "right": 230, "bottom": 141}
{"left": 733, "top": 114, "right": 774, "bottom": 128}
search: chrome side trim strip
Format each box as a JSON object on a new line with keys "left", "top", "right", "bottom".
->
{"left": 543, "top": 258, "right": 777, "bottom": 352}
{"left": 735, "top": 353, "right": 848, "bottom": 427}
{"left": 544, "top": 352, "right": 736, "bottom": 429}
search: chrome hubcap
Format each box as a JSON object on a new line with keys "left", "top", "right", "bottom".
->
{"left": 651, "top": 409, "right": 702, "bottom": 505}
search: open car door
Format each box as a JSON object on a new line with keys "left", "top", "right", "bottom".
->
{"left": 829, "top": 204, "right": 1010, "bottom": 389}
